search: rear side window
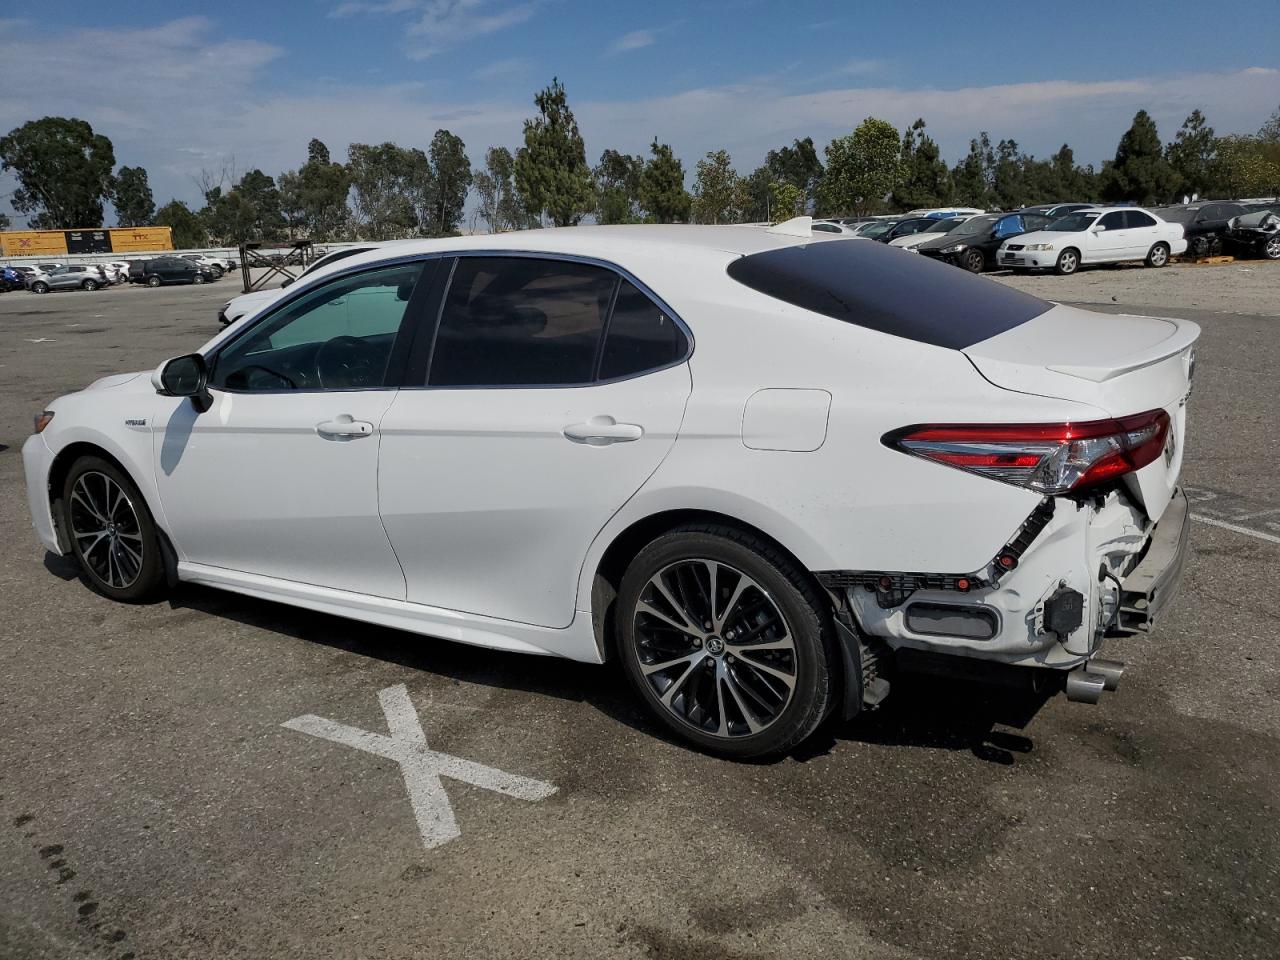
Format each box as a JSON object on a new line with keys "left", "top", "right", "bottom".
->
{"left": 599, "top": 280, "right": 689, "bottom": 380}
{"left": 1125, "top": 211, "right": 1157, "bottom": 229}
{"left": 429, "top": 257, "right": 616, "bottom": 387}
{"left": 726, "top": 238, "right": 1050, "bottom": 350}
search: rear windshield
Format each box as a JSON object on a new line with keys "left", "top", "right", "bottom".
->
{"left": 726, "top": 238, "right": 1050, "bottom": 350}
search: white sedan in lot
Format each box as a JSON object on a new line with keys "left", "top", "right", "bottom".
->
{"left": 999, "top": 207, "right": 1187, "bottom": 274}
{"left": 23, "top": 226, "right": 1196, "bottom": 758}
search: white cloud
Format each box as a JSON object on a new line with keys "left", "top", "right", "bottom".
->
{"left": 1, "top": 17, "right": 1277, "bottom": 228}
{"left": 834, "top": 58, "right": 882, "bottom": 76}
{"left": 610, "top": 29, "right": 656, "bottom": 53}
{"left": 405, "top": 0, "right": 537, "bottom": 59}
{"left": 329, "top": 0, "right": 419, "bottom": 17}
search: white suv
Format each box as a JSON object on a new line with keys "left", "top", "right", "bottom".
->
{"left": 1000, "top": 207, "right": 1188, "bottom": 274}
{"left": 22, "top": 227, "right": 1196, "bottom": 758}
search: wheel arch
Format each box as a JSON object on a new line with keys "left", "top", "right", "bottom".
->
{"left": 46, "top": 439, "right": 175, "bottom": 575}
{"left": 586, "top": 507, "right": 831, "bottom": 664}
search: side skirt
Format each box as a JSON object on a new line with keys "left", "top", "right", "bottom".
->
{"left": 176, "top": 562, "right": 602, "bottom": 663}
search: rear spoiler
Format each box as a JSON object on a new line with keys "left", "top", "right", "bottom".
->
{"left": 1045, "top": 315, "right": 1199, "bottom": 383}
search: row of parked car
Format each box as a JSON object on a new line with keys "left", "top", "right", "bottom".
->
{"left": 0, "top": 254, "right": 239, "bottom": 294}
{"left": 813, "top": 199, "right": 1280, "bottom": 275}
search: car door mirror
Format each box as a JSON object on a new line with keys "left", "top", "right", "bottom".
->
{"left": 1091, "top": 224, "right": 1106, "bottom": 233}
{"left": 153, "top": 353, "right": 213, "bottom": 413}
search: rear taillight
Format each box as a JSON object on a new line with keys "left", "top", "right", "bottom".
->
{"left": 884, "top": 409, "right": 1170, "bottom": 495}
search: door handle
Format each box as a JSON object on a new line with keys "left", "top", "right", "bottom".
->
{"left": 563, "top": 416, "right": 643, "bottom": 445}
{"left": 316, "top": 414, "right": 374, "bottom": 439}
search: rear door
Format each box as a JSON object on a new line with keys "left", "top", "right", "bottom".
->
{"left": 1124, "top": 210, "right": 1160, "bottom": 256}
{"left": 378, "top": 255, "right": 692, "bottom": 628}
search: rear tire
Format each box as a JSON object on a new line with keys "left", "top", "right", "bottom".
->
{"left": 962, "top": 248, "right": 985, "bottom": 273}
{"left": 1145, "top": 242, "right": 1170, "bottom": 268}
{"left": 1263, "top": 236, "right": 1280, "bottom": 260}
{"left": 1055, "top": 248, "right": 1080, "bottom": 275}
{"left": 62, "top": 456, "right": 167, "bottom": 603}
{"left": 147, "top": 274, "right": 162, "bottom": 287}
{"left": 616, "top": 524, "right": 836, "bottom": 760}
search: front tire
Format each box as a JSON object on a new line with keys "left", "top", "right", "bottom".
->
{"left": 62, "top": 456, "right": 167, "bottom": 602}
{"left": 193, "top": 274, "right": 206, "bottom": 284}
{"left": 82, "top": 279, "right": 99, "bottom": 291}
{"left": 616, "top": 524, "right": 836, "bottom": 759}
{"left": 32, "top": 281, "right": 49, "bottom": 294}
{"left": 1055, "top": 248, "right": 1081, "bottom": 275}
{"left": 1263, "top": 236, "right": 1280, "bottom": 260}
{"left": 1145, "top": 242, "right": 1170, "bottom": 268}
{"left": 962, "top": 248, "right": 985, "bottom": 273}
{"left": 147, "top": 274, "right": 162, "bottom": 287}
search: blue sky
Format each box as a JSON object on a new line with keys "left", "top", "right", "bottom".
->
{"left": 2, "top": 1, "right": 1278, "bottom": 226}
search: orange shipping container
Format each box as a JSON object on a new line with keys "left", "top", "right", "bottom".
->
{"left": 108, "top": 226, "right": 173, "bottom": 253}
{"left": 0, "top": 230, "right": 68, "bottom": 257}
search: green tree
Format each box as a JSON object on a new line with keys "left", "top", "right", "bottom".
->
{"left": 279, "top": 138, "right": 352, "bottom": 240}
{"left": 112, "top": 165, "right": 154, "bottom": 226}
{"left": 765, "top": 137, "right": 824, "bottom": 213}
{"left": 0, "top": 211, "right": 10, "bottom": 230}
{"left": 593, "top": 149, "right": 643, "bottom": 224}
{"left": 691, "top": 149, "right": 746, "bottom": 224}
{"left": 820, "top": 117, "right": 901, "bottom": 217}
{"left": 1102, "top": 110, "right": 1177, "bottom": 204}
{"left": 201, "top": 169, "right": 285, "bottom": 243}
{"left": 1209, "top": 135, "right": 1280, "bottom": 197}
{"left": 0, "top": 117, "right": 116, "bottom": 228}
{"left": 154, "top": 199, "right": 206, "bottom": 249}
{"left": 347, "top": 142, "right": 418, "bottom": 239}
{"left": 740, "top": 165, "right": 776, "bottom": 221}
{"left": 423, "top": 129, "right": 473, "bottom": 236}
{"left": 768, "top": 181, "right": 804, "bottom": 221}
{"left": 474, "top": 146, "right": 531, "bottom": 233}
{"left": 1166, "top": 110, "right": 1217, "bottom": 199}
{"left": 637, "top": 139, "right": 691, "bottom": 222}
{"left": 891, "top": 118, "right": 951, "bottom": 210}
{"left": 951, "top": 133, "right": 994, "bottom": 208}
{"left": 514, "top": 78, "right": 593, "bottom": 227}
{"left": 991, "top": 138, "right": 1027, "bottom": 210}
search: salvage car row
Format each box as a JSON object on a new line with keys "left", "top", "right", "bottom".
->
{"left": 814, "top": 199, "right": 1280, "bottom": 274}
{"left": 0, "top": 253, "right": 237, "bottom": 294}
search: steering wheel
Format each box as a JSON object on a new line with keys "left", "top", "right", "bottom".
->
{"left": 314, "top": 335, "right": 383, "bottom": 390}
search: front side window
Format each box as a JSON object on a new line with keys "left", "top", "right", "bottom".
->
{"left": 1099, "top": 211, "right": 1127, "bottom": 230}
{"left": 211, "top": 262, "right": 422, "bottom": 392}
{"left": 428, "top": 257, "right": 616, "bottom": 387}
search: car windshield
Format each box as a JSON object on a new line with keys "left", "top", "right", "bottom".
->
{"left": 857, "top": 222, "right": 893, "bottom": 238}
{"left": 1048, "top": 213, "right": 1099, "bottom": 232}
{"left": 948, "top": 215, "right": 998, "bottom": 237}
{"left": 924, "top": 218, "right": 964, "bottom": 234}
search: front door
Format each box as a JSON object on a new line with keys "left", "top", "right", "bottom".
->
{"left": 1089, "top": 210, "right": 1130, "bottom": 261}
{"left": 378, "top": 255, "right": 693, "bottom": 628}
{"left": 152, "top": 260, "right": 429, "bottom": 599}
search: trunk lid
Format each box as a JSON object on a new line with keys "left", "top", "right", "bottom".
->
{"left": 964, "top": 303, "right": 1199, "bottom": 519}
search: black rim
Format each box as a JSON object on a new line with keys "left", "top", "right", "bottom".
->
{"left": 633, "top": 559, "right": 797, "bottom": 739}
{"left": 68, "top": 471, "right": 144, "bottom": 589}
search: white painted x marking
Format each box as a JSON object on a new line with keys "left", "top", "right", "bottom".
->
{"left": 283, "top": 684, "right": 556, "bottom": 850}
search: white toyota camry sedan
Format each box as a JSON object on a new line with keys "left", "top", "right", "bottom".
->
{"left": 23, "top": 222, "right": 1197, "bottom": 758}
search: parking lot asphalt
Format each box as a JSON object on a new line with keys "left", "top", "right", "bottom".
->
{"left": 2, "top": 266, "right": 1278, "bottom": 960}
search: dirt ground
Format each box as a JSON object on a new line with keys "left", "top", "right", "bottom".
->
{"left": 994, "top": 257, "right": 1280, "bottom": 317}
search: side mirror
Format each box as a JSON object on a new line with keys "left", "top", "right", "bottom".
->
{"left": 153, "top": 353, "right": 213, "bottom": 413}
{"left": 1091, "top": 224, "right": 1106, "bottom": 233}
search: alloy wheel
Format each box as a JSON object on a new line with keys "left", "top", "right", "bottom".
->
{"left": 1150, "top": 245, "right": 1168, "bottom": 267}
{"left": 1265, "top": 236, "right": 1280, "bottom": 260}
{"left": 68, "top": 471, "right": 144, "bottom": 589}
{"left": 632, "top": 559, "right": 797, "bottom": 739}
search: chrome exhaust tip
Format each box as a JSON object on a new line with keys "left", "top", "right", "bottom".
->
{"left": 1086, "top": 658, "right": 1125, "bottom": 691}
{"left": 1065, "top": 668, "right": 1106, "bottom": 704}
